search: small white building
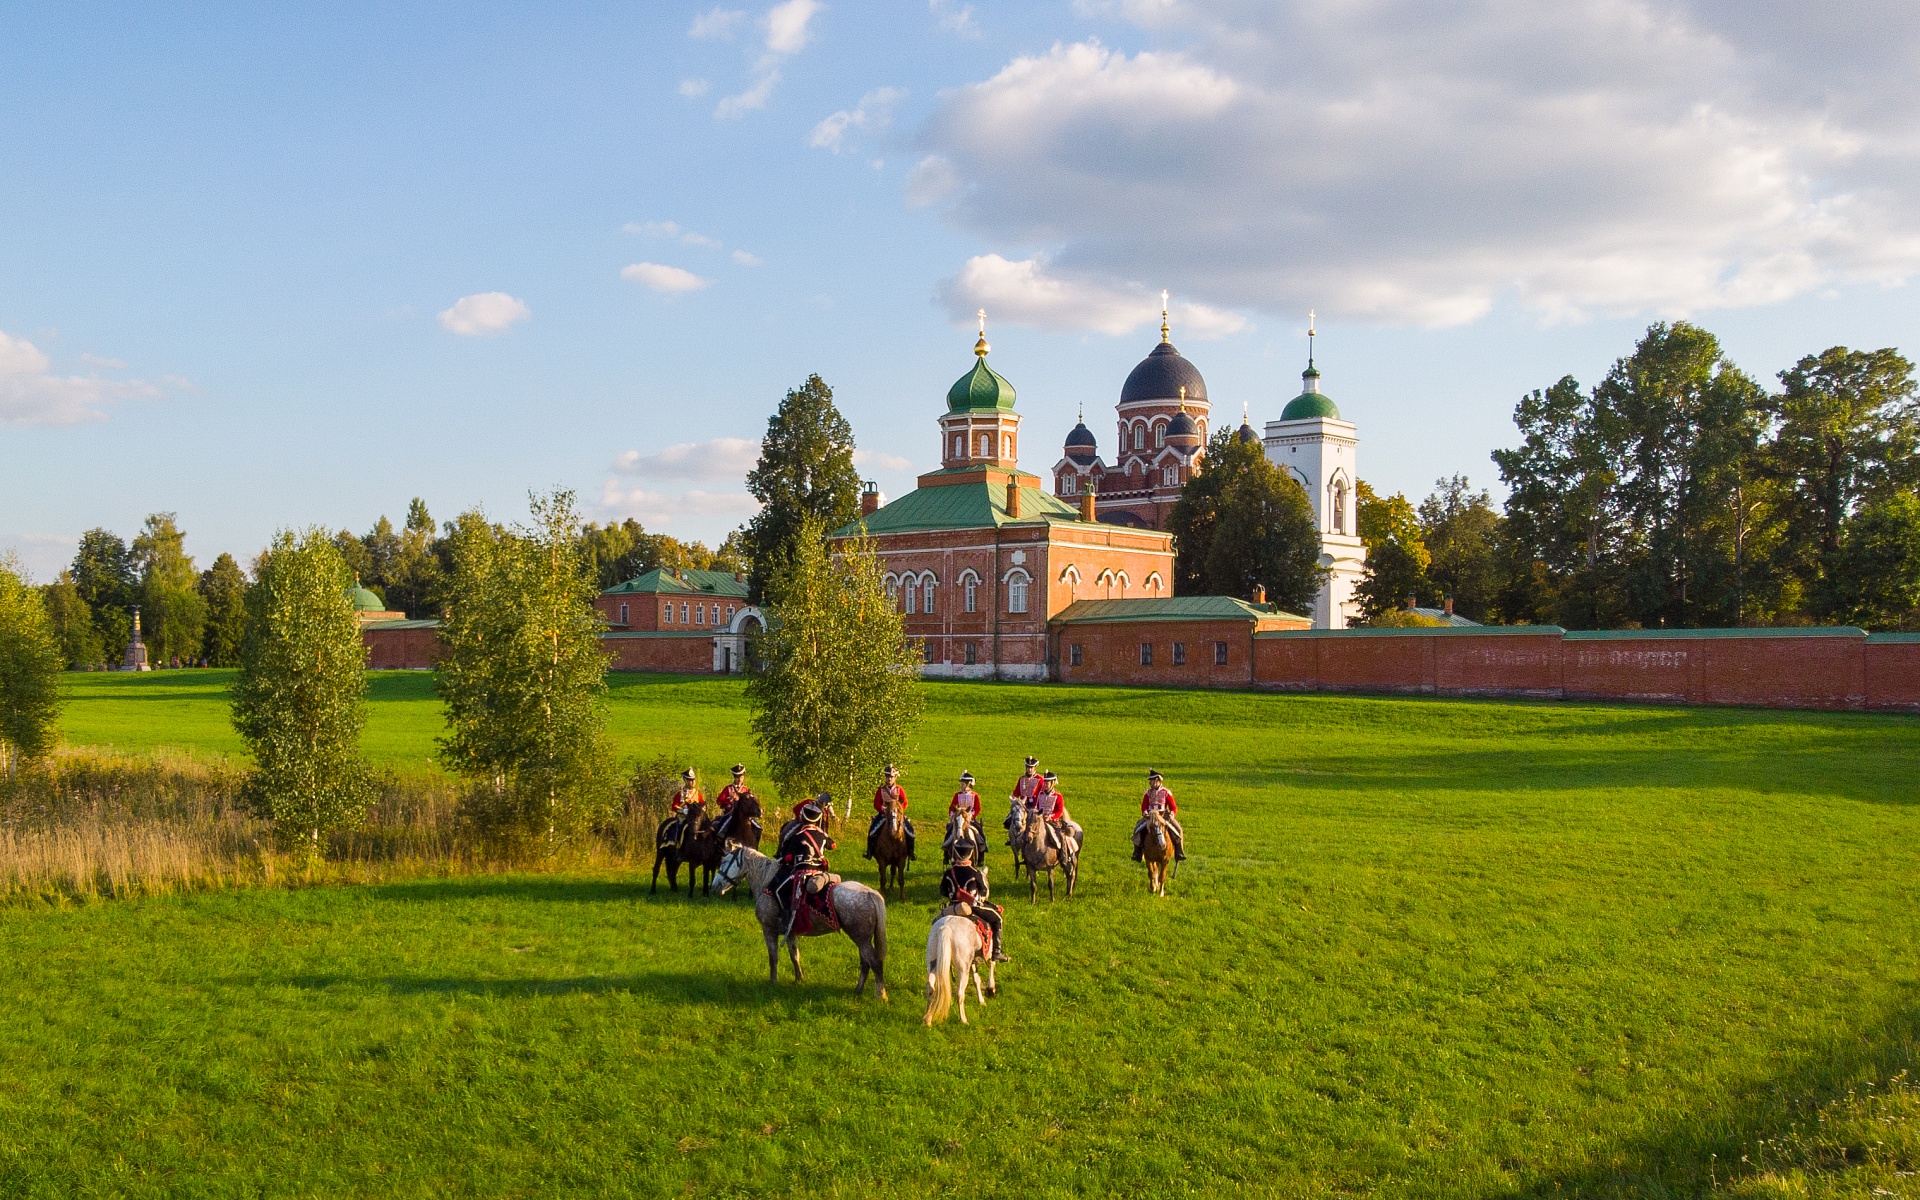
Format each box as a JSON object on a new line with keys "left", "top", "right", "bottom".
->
{"left": 1263, "top": 340, "right": 1367, "bottom": 629}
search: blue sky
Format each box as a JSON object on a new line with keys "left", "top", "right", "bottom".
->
{"left": 5, "top": 1, "right": 1918, "bottom": 578}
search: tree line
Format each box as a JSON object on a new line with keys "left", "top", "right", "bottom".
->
{"left": 1351, "top": 323, "right": 1919, "bottom": 630}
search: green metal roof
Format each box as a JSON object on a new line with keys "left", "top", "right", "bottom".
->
{"left": 603, "top": 567, "right": 749, "bottom": 598}
{"left": 348, "top": 584, "right": 388, "bottom": 612}
{"left": 1867, "top": 631, "right": 1920, "bottom": 643}
{"left": 831, "top": 479, "right": 1083, "bottom": 536}
{"left": 946, "top": 357, "right": 1017, "bottom": 412}
{"left": 1053, "top": 596, "right": 1308, "bottom": 625}
{"left": 1280, "top": 390, "right": 1341, "bottom": 420}
{"left": 1256, "top": 625, "right": 1567, "bottom": 638}
{"left": 362, "top": 617, "right": 440, "bottom": 630}
{"left": 1562, "top": 626, "right": 1866, "bottom": 640}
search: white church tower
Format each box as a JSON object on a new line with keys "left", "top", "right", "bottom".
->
{"left": 1263, "top": 315, "right": 1367, "bottom": 628}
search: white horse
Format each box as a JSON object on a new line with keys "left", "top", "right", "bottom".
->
{"left": 711, "top": 844, "right": 889, "bottom": 1000}
{"left": 924, "top": 912, "right": 996, "bottom": 1025}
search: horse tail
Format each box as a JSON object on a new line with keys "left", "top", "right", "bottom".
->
{"left": 872, "top": 894, "right": 888, "bottom": 974}
{"left": 924, "top": 921, "right": 953, "bottom": 1025}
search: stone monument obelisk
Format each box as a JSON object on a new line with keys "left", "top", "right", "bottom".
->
{"left": 123, "top": 606, "right": 151, "bottom": 671}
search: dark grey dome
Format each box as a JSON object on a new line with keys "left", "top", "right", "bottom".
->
{"left": 1120, "top": 342, "right": 1208, "bottom": 405}
{"left": 1064, "top": 420, "right": 1098, "bottom": 464}
{"left": 1237, "top": 421, "right": 1258, "bottom": 443}
{"left": 1166, "top": 409, "right": 1200, "bottom": 442}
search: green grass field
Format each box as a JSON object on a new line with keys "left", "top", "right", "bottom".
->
{"left": 6, "top": 671, "right": 1920, "bottom": 1196}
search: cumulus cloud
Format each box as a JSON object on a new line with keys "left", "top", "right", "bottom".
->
{"left": 690, "top": 6, "right": 747, "bottom": 38}
{"left": 941, "top": 254, "right": 1246, "bottom": 338}
{"left": 0, "top": 329, "right": 166, "bottom": 425}
{"left": 626, "top": 219, "right": 723, "bottom": 249}
{"left": 915, "top": 2, "right": 1920, "bottom": 328}
{"left": 598, "top": 483, "right": 760, "bottom": 531}
{"left": 437, "top": 292, "right": 531, "bottom": 337}
{"left": 612, "top": 437, "right": 761, "bottom": 483}
{"left": 713, "top": 0, "right": 825, "bottom": 119}
{"left": 853, "top": 447, "right": 914, "bottom": 472}
{"left": 621, "top": 262, "right": 713, "bottom": 293}
{"left": 810, "top": 87, "right": 907, "bottom": 153}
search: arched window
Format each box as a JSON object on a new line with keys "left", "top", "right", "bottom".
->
{"left": 1154, "top": 422, "right": 1166, "bottom": 447}
{"left": 885, "top": 577, "right": 898, "bottom": 607}
{"left": 1115, "top": 571, "right": 1129, "bottom": 596}
{"left": 978, "top": 433, "right": 991, "bottom": 456}
{"left": 1133, "top": 424, "right": 1145, "bottom": 450}
{"left": 953, "top": 434, "right": 963, "bottom": 459}
{"left": 904, "top": 579, "right": 916, "bottom": 614}
{"left": 1332, "top": 480, "right": 1347, "bottom": 534}
{"left": 1163, "top": 466, "right": 1178, "bottom": 487}
{"left": 923, "top": 577, "right": 936, "bottom": 614}
{"left": 1007, "top": 571, "right": 1030, "bottom": 614}
{"left": 964, "top": 575, "right": 978, "bottom": 613}
{"left": 1145, "top": 572, "right": 1164, "bottom": 595}
{"left": 1002, "top": 434, "right": 1012, "bottom": 459}
{"left": 619, "top": 603, "right": 629, "bottom": 625}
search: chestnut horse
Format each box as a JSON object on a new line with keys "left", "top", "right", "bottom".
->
{"left": 867, "top": 797, "right": 911, "bottom": 900}
{"left": 1013, "top": 807, "right": 1077, "bottom": 902}
{"left": 1138, "top": 807, "right": 1174, "bottom": 896}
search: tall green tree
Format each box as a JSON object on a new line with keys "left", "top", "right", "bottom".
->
{"left": 133, "top": 513, "right": 208, "bottom": 664}
{"left": 743, "top": 374, "right": 861, "bottom": 603}
{"left": 382, "top": 498, "right": 444, "bottom": 618}
{"left": 1597, "top": 322, "right": 1764, "bottom": 627}
{"left": 39, "top": 574, "right": 104, "bottom": 669}
{"left": 361, "top": 516, "right": 402, "bottom": 588}
{"left": 70, "top": 528, "right": 135, "bottom": 663}
{"left": 1354, "top": 480, "right": 1432, "bottom": 619}
{"left": 332, "top": 529, "right": 375, "bottom": 589}
{"left": 1169, "top": 429, "right": 1324, "bottom": 612}
{"left": 1419, "top": 476, "right": 1503, "bottom": 622}
{"left": 0, "top": 557, "right": 65, "bottom": 776}
{"left": 746, "top": 519, "right": 922, "bottom": 818}
{"left": 1767, "top": 347, "right": 1920, "bottom": 616}
{"left": 231, "top": 529, "right": 373, "bottom": 864}
{"left": 198, "top": 552, "right": 251, "bottom": 667}
{"left": 1825, "top": 491, "right": 1920, "bottom": 631}
{"left": 436, "top": 491, "right": 616, "bottom": 854}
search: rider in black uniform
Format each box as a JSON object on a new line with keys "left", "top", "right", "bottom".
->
{"left": 765, "top": 797, "right": 834, "bottom": 933}
{"left": 939, "top": 841, "right": 1010, "bottom": 962}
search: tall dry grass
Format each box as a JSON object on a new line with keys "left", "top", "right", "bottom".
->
{"left": 0, "top": 748, "right": 675, "bottom": 905}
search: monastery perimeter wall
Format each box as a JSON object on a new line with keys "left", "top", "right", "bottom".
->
{"left": 1243, "top": 626, "right": 1920, "bottom": 713}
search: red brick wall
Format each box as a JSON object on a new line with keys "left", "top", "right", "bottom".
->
{"left": 1562, "top": 639, "right": 1697, "bottom": 702}
{"left": 605, "top": 635, "right": 714, "bottom": 673}
{"left": 1053, "top": 619, "right": 1264, "bottom": 687}
{"left": 1434, "top": 635, "right": 1566, "bottom": 697}
{"left": 363, "top": 625, "right": 441, "bottom": 669}
{"left": 1866, "top": 638, "right": 1920, "bottom": 713}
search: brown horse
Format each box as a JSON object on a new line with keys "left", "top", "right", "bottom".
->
{"left": 867, "top": 797, "right": 911, "bottom": 900}
{"left": 1014, "top": 807, "right": 1077, "bottom": 902}
{"left": 713, "top": 792, "right": 764, "bottom": 852}
{"left": 653, "top": 807, "right": 722, "bottom": 896}
{"left": 1139, "top": 807, "right": 1174, "bottom": 896}
{"left": 712, "top": 845, "right": 888, "bottom": 999}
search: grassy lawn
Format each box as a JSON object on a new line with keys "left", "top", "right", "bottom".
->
{"left": 6, "top": 672, "right": 1920, "bottom": 1196}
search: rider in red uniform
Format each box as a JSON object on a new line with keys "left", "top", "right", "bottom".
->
{"left": 1133, "top": 769, "right": 1186, "bottom": 861}
{"left": 865, "top": 764, "right": 916, "bottom": 860}
{"left": 714, "top": 763, "right": 759, "bottom": 844}
{"left": 660, "top": 767, "right": 705, "bottom": 848}
{"left": 669, "top": 767, "right": 704, "bottom": 813}
{"left": 1008, "top": 755, "right": 1042, "bottom": 848}
{"left": 1028, "top": 770, "right": 1078, "bottom": 858}
{"left": 947, "top": 770, "right": 985, "bottom": 858}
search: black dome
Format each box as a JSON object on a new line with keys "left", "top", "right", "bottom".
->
{"left": 1167, "top": 409, "right": 1199, "bottom": 440}
{"left": 1120, "top": 342, "right": 1208, "bottom": 405}
{"left": 1064, "top": 420, "right": 1098, "bottom": 464}
{"left": 1237, "top": 422, "right": 1259, "bottom": 443}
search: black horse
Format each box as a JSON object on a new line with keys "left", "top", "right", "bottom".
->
{"left": 713, "top": 792, "right": 764, "bottom": 851}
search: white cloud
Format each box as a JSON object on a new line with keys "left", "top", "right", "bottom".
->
{"left": 764, "top": 0, "right": 823, "bottom": 55}
{"left": 690, "top": 7, "right": 747, "bottom": 39}
{"left": 930, "top": 0, "right": 979, "bottom": 38}
{"left": 0, "top": 328, "right": 166, "bottom": 426}
{"left": 598, "top": 483, "right": 760, "bottom": 531}
{"left": 905, "top": 155, "right": 959, "bottom": 208}
{"left": 437, "top": 292, "right": 531, "bottom": 337}
{"left": 712, "top": 0, "right": 825, "bottom": 119}
{"left": 626, "top": 220, "right": 724, "bottom": 249}
{"left": 940, "top": 254, "right": 1247, "bottom": 338}
{"left": 716, "top": 71, "right": 780, "bottom": 119}
{"left": 621, "top": 262, "right": 714, "bottom": 293}
{"left": 811, "top": 86, "right": 907, "bottom": 153}
{"left": 915, "top": 3, "right": 1920, "bottom": 327}
{"left": 612, "top": 437, "right": 762, "bottom": 483}
{"left": 853, "top": 447, "right": 914, "bottom": 472}
{"left": 678, "top": 78, "right": 712, "bottom": 98}
{"left": 732, "top": 249, "right": 762, "bottom": 266}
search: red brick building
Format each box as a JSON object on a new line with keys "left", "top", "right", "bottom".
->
{"left": 833, "top": 323, "right": 1193, "bottom": 680}
{"left": 594, "top": 566, "right": 763, "bottom": 674}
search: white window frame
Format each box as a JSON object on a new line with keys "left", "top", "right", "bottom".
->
{"left": 904, "top": 579, "right": 917, "bottom": 614}
{"left": 961, "top": 571, "right": 979, "bottom": 614}
{"left": 619, "top": 603, "right": 629, "bottom": 625}
{"left": 1005, "top": 568, "right": 1031, "bottom": 615}
{"left": 922, "top": 577, "right": 936, "bottom": 614}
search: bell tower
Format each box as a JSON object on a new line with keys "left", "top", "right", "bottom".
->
{"left": 1262, "top": 312, "right": 1367, "bottom": 628}
{"left": 939, "top": 310, "right": 1022, "bottom": 470}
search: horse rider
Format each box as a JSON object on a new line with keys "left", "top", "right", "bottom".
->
{"left": 865, "top": 763, "right": 916, "bottom": 861}
{"left": 765, "top": 796, "right": 836, "bottom": 934}
{"left": 661, "top": 767, "right": 704, "bottom": 843}
{"left": 948, "top": 770, "right": 984, "bottom": 851}
{"left": 1008, "top": 755, "right": 1043, "bottom": 844}
{"left": 1133, "top": 769, "right": 1187, "bottom": 862}
{"left": 714, "top": 763, "right": 759, "bottom": 843}
{"left": 939, "top": 840, "right": 1010, "bottom": 962}
{"left": 1027, "top": 769, "right": 1080, "bottom": 860}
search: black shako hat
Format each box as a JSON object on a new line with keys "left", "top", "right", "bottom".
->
{"left": 1147, "top": 769, "right": 1163, "bottom": 781}
{"left": 731, "top": 763, "right": 746, "bottom": 777}
{"left": 959, "top": 771, "right": 975, "bottom": 784}
{"left": 1023, "top": 755, "right": 1038, "bottom": 768}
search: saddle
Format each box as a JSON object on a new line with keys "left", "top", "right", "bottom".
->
{"left": 935, "top": 903, "right": 994, "bottom": 958}
{"left": 788, "top": 877, "right": 841, "bottom": 936}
